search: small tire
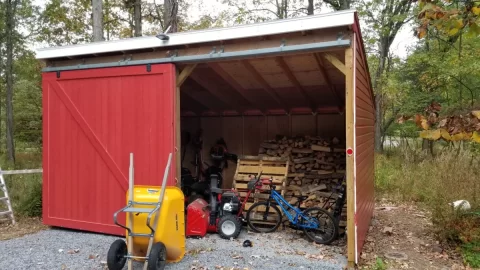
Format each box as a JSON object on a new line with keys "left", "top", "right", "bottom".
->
{"left": 148, "top": 242, "right": 167, "bottom": 270}
{"left": 302, "top": 207, "right": 338, "bottom": 245}
{"left": 107, "top": 239, "right": 127, "bottom": 270}
{"left": 246, "top": 202, "right": 282, "bottom": 233}
{"left": 218, "top": 215, "right": 242, "bottom": 239}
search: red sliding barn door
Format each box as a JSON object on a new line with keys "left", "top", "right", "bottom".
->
{"left": 42, "top": 64, "right": 177, "bottom": 235}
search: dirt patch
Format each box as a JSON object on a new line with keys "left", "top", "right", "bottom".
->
{"left": 0, "top": 217, "right": 48, "bottom": 241}
{"left": 359, "top": 200, "right": 468, "bottom": 270}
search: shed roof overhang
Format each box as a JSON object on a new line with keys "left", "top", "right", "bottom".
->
{"left": 35, "top": 9, "right": 356, "bottom": 60}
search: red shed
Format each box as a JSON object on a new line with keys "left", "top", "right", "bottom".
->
{"left": 36, "top": 9, "right": 375, "bottom": 267}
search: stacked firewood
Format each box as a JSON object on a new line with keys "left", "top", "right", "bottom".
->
{"left": 258, "top": 135, "right": 346, "bottom": 210}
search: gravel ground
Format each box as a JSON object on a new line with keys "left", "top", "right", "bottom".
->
{"left": 0, "top": 227, "right": 347, "bottom": 270}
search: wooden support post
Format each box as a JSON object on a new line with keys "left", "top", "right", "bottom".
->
{"left": 177, "top": 64, "right": 197, "bottom": 88}
{"left": 324, "top": 53, "right": 346, "bottom": 75}
{"left": 345, "top": 44, "right": 355, "bottom": 268}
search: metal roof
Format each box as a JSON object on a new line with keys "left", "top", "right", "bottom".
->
{"left": 35, "top": 9, "right": 356, "bottom": 60}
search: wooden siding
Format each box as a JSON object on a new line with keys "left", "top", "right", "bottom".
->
{"left": 354, "top": 27, "right": 375, "bottom": 262}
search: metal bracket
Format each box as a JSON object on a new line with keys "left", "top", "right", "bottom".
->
{"left": 281, "top": 39, "right": 286, "bottom": 48}
{"left": 337, "top": 32, "right": 345, "bottom": 41}
{"left": 210, "top": 46, "right": 217, "bottom": 55}
{"left": 56, "top": 71, "right": 61, "bottom": 78}
{"left": 167, "top": 49, "right": 178, "bottom": 59}
{"left": 146, "top": 64, "right": 151, "bottom": 72}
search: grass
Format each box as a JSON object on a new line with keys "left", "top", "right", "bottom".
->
{"left": 0, "top": 150, "right": 43, "bottom": 218}
{"left": 375, "top": 146, "right": 480, "bottom": 268}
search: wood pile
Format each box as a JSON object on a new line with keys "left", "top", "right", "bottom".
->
{"left": 258, "top": 135, "right": 347, "bottom": 228}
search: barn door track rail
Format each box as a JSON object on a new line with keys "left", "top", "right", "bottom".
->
{"left": 42, "top": 39, "right": 351, "bottom": 73}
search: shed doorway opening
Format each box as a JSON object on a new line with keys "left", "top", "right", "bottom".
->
{"left": 176, "top": 51, "right": 349, "bottom": 238}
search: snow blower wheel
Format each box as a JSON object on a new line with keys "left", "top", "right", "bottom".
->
{"left": 218, "top": 215, "right": 242, "bottom": 239}
{"left": 148, "top": 242, "right": 167, "bottom": 270}
{"left": 107, "top": 239, "right": 127, "bottom": 270}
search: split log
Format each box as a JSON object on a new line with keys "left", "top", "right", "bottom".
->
{"left": 311, "top": 145, "right": 331, "bottom": 152}
{"left": 292, "top": 148, "right": 313, "bottom": 154}
{"left": 261, "top": 143, "right": 279, "bottom": 150}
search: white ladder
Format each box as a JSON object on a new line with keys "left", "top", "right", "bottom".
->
{"left": 0, "top": 170, "right": 15, "bottom": 225}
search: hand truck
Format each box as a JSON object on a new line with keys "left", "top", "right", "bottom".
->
{"left": 107, "top": 152, "right": 172, "bottom": 270}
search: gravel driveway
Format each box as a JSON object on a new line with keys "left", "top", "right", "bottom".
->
{"left": 0, "top": 227, "right": 347, "bottom": 270}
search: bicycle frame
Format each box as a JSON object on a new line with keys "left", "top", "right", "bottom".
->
{"left": 267, "top": 189, "right": 319, "bottom": 230}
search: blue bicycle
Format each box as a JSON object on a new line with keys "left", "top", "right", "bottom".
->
{"left": 246, "top": 177, "right": 338, "bottom": 245}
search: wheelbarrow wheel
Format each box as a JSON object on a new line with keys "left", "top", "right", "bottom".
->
{"left": 148, "top": 242, "right": 167, "bottom": 270}
{"left": 107, "top": 239, "right": 127, "bottom": 270}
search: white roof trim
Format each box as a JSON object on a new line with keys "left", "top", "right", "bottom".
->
{"left": 35, "top": 9, "right": 355, "bottom": 60}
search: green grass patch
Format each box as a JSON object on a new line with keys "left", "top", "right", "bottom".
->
{"left": 0, "top": 151, "right": 42, "bottom": 217}
{"left": 462, "top": 242, "right": 480, "bottom": 268}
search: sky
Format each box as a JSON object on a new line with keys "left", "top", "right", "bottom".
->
{"left": 34, "top": 0, "right": 418, "bottom": 59}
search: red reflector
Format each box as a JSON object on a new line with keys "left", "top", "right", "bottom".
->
{"left": 346, "top": 148, "right": 353, "bottom": 155}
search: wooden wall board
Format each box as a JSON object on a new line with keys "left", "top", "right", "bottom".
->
{"left": 267, "top": 115, "right": 290, "bottom": 139}
{"left": 291, "top": 115, "right": 317, "bottom": 136}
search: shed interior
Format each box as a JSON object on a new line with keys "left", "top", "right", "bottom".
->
{"left": 178, "top": 50, "right": 347, "bottom": 188}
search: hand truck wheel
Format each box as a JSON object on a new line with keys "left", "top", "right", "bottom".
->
{"left": 107, "top": 239, "right": 127, "bottom": 270}
{"left": 148, "top": 242, "right": 167, "bottom": 270}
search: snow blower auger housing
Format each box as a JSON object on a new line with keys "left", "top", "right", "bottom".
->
{"left": 107, "top": 153, "right": 185, "bottom": 270}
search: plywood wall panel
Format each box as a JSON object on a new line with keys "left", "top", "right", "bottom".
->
{"left": 317, "top": 114, "right": 346, "bottom": 140}
{"left": 291, "top": 115, "right": 316, "bottom": 136}
{"left": 222, "top": 117, "right": 244, "bottom": 188}
{"left": 267, "top": 115, "right": 290, "bottom": 139}
{"left": 243, "top": 116, "right": 268, "bottom": 155}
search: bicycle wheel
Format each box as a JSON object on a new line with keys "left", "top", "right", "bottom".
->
{"left": 246, "top": 202, "right": 282, "bottom": 233}
{"left": 301, "top": 207, "right": 338, "bottom": 245}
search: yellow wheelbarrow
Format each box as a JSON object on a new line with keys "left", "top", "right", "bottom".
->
{"left": 107, "top": 153, "right": 185, "bottom": 270}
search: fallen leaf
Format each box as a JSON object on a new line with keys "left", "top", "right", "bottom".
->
{"left": 88, "top": 254, "right": 96, "bottom": 260}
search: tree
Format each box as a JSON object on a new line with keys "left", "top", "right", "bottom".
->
{"left": 92, "top": 0, "right": 104, "bottom": 41}
{"left": 164, "top": 0, "right": 178, "bottom": 32}
{"left": 134, "top": 0, "right": 142, "bottom": 36}
{"left": 5, "top": 0, "right": 20, "bottom": 163}
{"left": 308, "top": 0, "right": 314, "bottom": 15}
{"left": 38, "top": 0, "right": 92, "bottom": 46}
{"left": 358, "top": 0, "right": 414, "bottom": 153}
{"left": 323, "top": 0, "right": 352, "bottom": 10}
{"left": 222, "top": 0, "right": 317, "bottom": 23}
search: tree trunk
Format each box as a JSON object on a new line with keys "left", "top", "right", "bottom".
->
{"left": 373, "top": 40, "right": 388, "bottom": 153}
{"left": 340, "top": 0, "right": 350, "bottom": 10}
{"left": 307, "top": 0, "right": 314, "bottom": 15}
{"left": 374, "top": 94, "right": 383, "bottom": 153}
{"left": 164, "top": 0, "right": 178, "bottom": 32}
{"left": 134, "top": 0, "right": 142, "bottom": 36}
{"left": 5, "top": 0, "right": 17, "bottom": 163}
{"left": 92, "top": 0, "right": 104, "bottom": 42}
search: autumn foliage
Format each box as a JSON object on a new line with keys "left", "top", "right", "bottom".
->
{"left": 416, "top": 0, "right": 480, "bottom": 38}
{"left": 397, "top": 102, "right": 480, "bottom": 142}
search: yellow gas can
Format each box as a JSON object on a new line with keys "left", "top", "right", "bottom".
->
{"left": 126, "top": 185, "right": 185, "bottom": 263}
